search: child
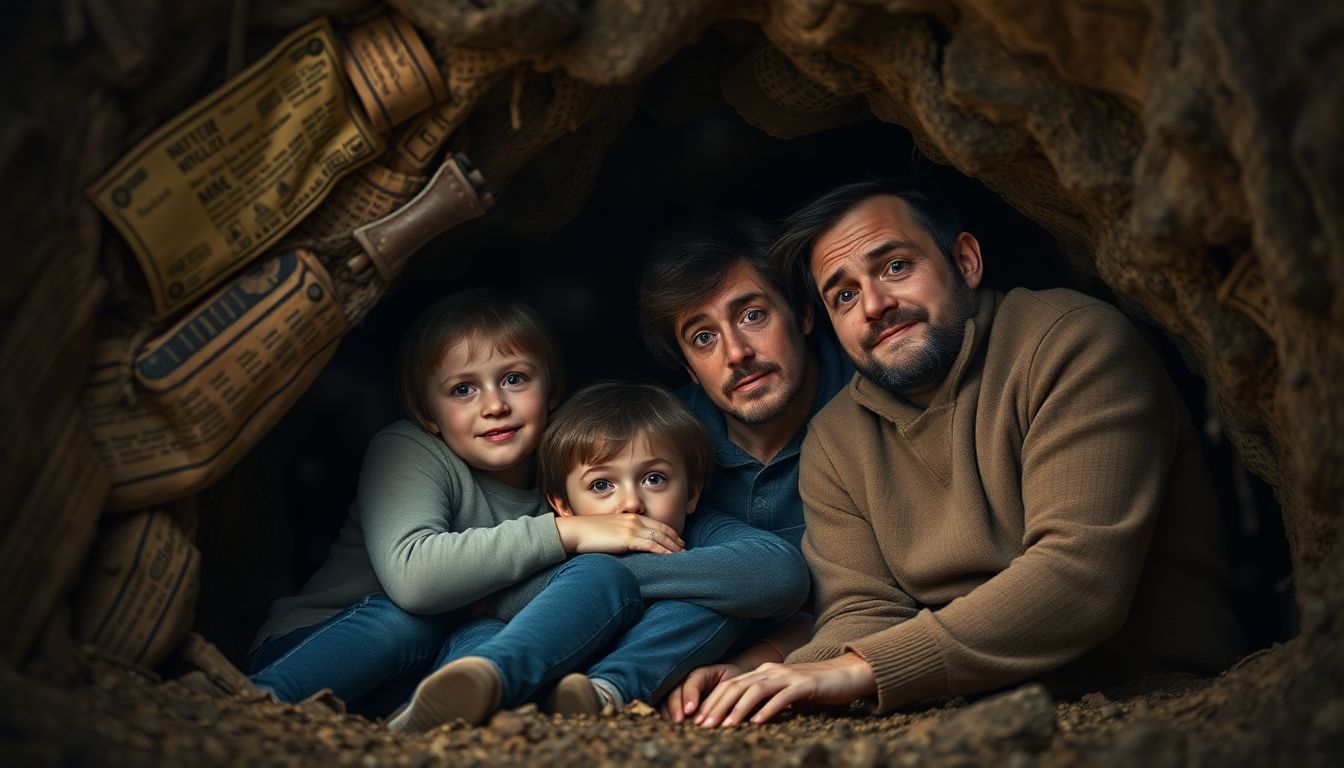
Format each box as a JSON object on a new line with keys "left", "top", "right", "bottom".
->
{"left": 388, "top": 383, "right": 810, "bottom": 731}
{"left": 247, "top": 292, "right": 684, "bottom": 712}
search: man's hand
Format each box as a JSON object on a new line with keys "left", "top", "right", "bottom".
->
{"left": 693, "top": 653, "right": 877, "bottom": 727}
{"left": 554, "top": 513, "right": 685, "bottom": 555}
{"left": 660, "top": 663, "right": 744, "bottom": 722}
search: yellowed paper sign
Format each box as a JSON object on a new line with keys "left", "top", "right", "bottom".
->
{"left": 300, "top": 162, "right": 427, "bottom": 238}
{"left": 88, "top": 18, "right": 384, "bottom": 319}
{"left": 340, "top": 11, "right": 449, "bottom": 134}
{"left": 73, "top": 507, "right": 201, "bottom": 667}
{"left": 82, "top": 249, "right": 349, "bottom": 510}
{"left": 389, "top": 101, "right": 462, "bottom": 174}
{"left": 0, "top": 412, "right": 108, "bottom": 663}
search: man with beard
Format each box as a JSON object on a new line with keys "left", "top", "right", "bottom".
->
{"left": 687, "top": 182, "right": 1244, "bottom": 727}
{"left": 637, "top": 217, "right": 853, "bottom": 720}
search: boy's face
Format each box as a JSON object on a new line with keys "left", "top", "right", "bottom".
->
{"left": 549, "top": 432, "right": 700, "bottom": 535}
{"left": 424, "top": 341, "right": 551, "bottom": 488}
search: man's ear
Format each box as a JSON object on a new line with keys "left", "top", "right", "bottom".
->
{"left": 547, "top": 494, "right": 575, "bottom": 517}
{"left": 952, "top": 232, "right": 984, "bottom": 290}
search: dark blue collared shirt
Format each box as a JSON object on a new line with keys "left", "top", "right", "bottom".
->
{"left": 676, "top": 328, "right": 854, "bottom": 551}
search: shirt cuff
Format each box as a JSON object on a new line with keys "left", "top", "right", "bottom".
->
{"left": 844, "top": 610, "right": 947, "bottom": 712}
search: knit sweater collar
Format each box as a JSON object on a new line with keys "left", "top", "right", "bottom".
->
{"left": 846, "top": 289, "right": 1002, "bottom": 484}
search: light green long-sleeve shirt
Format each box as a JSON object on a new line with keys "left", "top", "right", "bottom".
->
{"left": 253, "top": 420, "right": 566, "bottom": 648}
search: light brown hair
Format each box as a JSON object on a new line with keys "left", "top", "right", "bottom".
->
{"left": 398, "top": 290, "right": 564, "bottom": 432}
{"left": 538, "top": 383, "right": 713, "bottom": 508}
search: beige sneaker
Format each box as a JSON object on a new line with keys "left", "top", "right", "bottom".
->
{"left": 545, "top": 673, "right": 604, "bottom": 716}
{"left": 387, "top": 657, "right": 501, "bottom": 732}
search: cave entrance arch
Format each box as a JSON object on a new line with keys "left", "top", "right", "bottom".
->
{"left": 3, "top": 1, "right": 1339, "bottom": 762}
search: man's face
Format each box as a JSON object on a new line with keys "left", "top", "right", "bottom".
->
{"left": 674, "top": 260, "right": 813, "bottom": 427}
{"left": 809, "top": 196, "right": 982, "bottom": 396}
{"left": 550, "top": 432, "right": 699, "bottom": 536}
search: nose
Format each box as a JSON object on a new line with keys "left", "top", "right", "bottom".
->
{"left": 617, "top": 487, "right": 644, "bottom": 515}
{"left": 861, "top": 281, "right": 895, "bottom": 321}
{"left": 480, "top": 387, "right": 511, "bottom": 417}
{"left": 723, "top": 328, "right": 755, "bottom": 367}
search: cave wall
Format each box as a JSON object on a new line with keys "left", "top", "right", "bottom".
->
{"left": 0, "top": 0, "right": 1339, "bottom": 684}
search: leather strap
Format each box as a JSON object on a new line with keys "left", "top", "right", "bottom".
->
{"left": 353, "top": 153, "right": 493, "bottom": 281}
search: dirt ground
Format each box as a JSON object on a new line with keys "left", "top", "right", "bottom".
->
{"left": 2, "top": 637, "right": 1337, "bottom": 767}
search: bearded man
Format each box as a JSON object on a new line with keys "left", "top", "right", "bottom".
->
{"left": 688, "top": 182, "right": 1244, "bottom": 727}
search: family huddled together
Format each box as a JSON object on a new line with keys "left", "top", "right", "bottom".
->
{"left": 245, "top": 181, "right": 1244, "bottom": 730}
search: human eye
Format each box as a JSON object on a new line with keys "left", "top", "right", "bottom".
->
{"left": 450, "top": 383, "right": 476, "bottom": 397}
{"left": 742, "top": 308, "right": 765, "bottom": 325}
{"left": 588, "top": 479, "right": 614, "bottom": 493}
{"left": 885, "top": 259, "right": 908, "bottom": 276}
{"left": 833, "top": 288, "right": 857, "bottom": 307}
{"left": 642, "top": 472, "right": 667, "bottom": 488}
{"left": 502, "top": 371, "right": 528, "bottom": 387}
{"left": 691, "top": 330, "right": 715, "bottom": 348}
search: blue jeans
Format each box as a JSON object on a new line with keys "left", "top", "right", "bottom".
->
{"left": 435, "top": 554, "right": 645, "bottom": 707}
{"left": 587, "top": 599, "right": 745, "bottom": 704}
{"left": 441, "top": 560, "right": 744, "bottom": 705}
{"left": 246, "top": 592, "right": 453, "bottom": 715}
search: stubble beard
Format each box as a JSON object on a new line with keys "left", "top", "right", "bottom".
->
{"left": 721, "top": 359, "right": 804, "bottom": 427}
{"left": 859, "top": 279, "right": 977, "bottom": 396}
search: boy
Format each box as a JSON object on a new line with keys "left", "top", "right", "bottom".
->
{"left": 249, "top": 294, "right": 686, "bottom": 712}
{"left": 389, "top": 383, "right": 810, "bottom": 730}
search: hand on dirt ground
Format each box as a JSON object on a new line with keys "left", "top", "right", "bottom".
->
{"left": 661, "top": 664, "right": 744, "bottom": 722}
{"left": 555, "top": 513, "right": 685, "bottom": 555}
{"left": 693, "top": 653, "right": 876, "bottom": 728}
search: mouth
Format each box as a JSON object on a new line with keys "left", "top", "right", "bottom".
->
{"left": 733, "top": 370, "right": 773, "bottom": 393}
{"left": 868, "top": 320, "right": 918, "bottom": 351}
{"left": 478, "top": 425, "right": 522, "bottom": 443}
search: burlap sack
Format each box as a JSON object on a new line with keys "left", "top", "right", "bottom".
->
{"left": 0, "top": 413, "right": 109, "bottom": 664}
{"left": 72, "top": 504, "right": 200, "bottom": 668}
{"left": 82, "top": 249, "right": 349, "bottom": 510}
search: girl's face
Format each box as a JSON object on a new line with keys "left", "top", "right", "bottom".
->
{"left": 423, "top": 341, "right": 551, "bottom": 488}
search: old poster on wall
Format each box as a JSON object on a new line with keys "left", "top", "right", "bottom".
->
{"left": 87, "top": 19, "right": 384, "bottom": 319}
{"left": 82, "top": 250, "right": 348, "bottom": 509}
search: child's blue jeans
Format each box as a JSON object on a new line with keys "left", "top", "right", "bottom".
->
{"left": 439, "top": 577, "right": 746, "bottom": 707}
{"left": 246, "top": 554, "right": 646, "bottom": 714}
{"left": 245, "top": 592, "right": 451, "bottom": 715}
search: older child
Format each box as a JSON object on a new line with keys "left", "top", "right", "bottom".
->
{"left": 388, "top": 383, "right": 809, "bottom": 731}
{"left": 247, "top": 293, "right": 685, "bottom": 711}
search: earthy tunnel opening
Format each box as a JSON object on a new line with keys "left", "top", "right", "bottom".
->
{"left": 186, "top": 33, "right": 1294, "bottom": 671}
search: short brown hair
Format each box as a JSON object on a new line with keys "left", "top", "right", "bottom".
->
{"left": 772, "top": 181, "right": 963, "bottom": 304}
{"left": 538, "top": 383, "right": 713, "bottom": 508}
{"left": 398, "top": 290, "right": 564, "bottom": 432}
{"left": 639, "top": 216, "right": 805, "bottom": 370}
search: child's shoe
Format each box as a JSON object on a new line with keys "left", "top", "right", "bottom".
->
{"left": 546, "top": 673, "right": 622, "bottom": 716}
{"left": 387, "top": 656, "right": 501, "bottom": 732}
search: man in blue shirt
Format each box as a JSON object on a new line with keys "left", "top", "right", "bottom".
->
{"left": 637, "top": 216, "right": 853, "bottom": 720}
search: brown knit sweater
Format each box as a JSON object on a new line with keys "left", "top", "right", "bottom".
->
{"left": 788, "top": 288, "right": 1243, "bottom": 711}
